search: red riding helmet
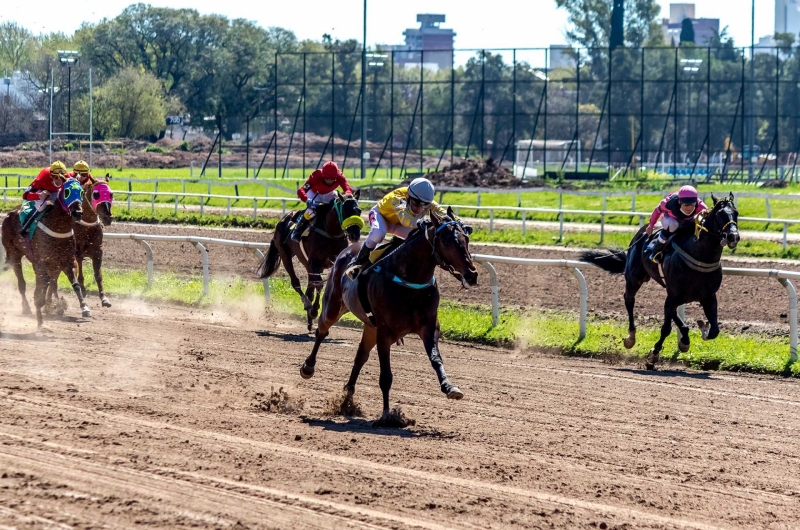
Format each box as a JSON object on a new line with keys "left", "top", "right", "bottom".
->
{"left": 320, "top": 161, "right": 342, "bottom": 179}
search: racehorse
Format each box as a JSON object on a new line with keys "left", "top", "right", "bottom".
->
{"left": 580, "top": 193, "right": 740, "bottom": 370}
{"left": 301, "top": 207, "right": 479, "bottom": 421}
{"left": 46, "top": 177, "right": 114, "bottom": 310}
{"left": 1, "top": 178, "right": 91, "bottom": 326}
{"left": 257, "top": 191, "right": 363, "bottom": 331}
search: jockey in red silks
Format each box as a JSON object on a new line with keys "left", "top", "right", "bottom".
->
{"left": 645, "top": 185, "right": 708, "bottom": 263}
{"left": 66, "top": 159, "right": 94, "bottom": 185}
{"left": 291, "top": 161, "right": 354, "bottom": 241}
{"left": 19, "top": 161, "right": 69, "bottom": 235}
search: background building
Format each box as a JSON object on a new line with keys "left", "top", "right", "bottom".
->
{"left": 661, "top": 3, "right": 719, "bottom": 45}
{"left": 776, "top": 0, "right": 800, "bottom": 35}
{"left": 378, "top": 14, "right": 456, "bottom": 71}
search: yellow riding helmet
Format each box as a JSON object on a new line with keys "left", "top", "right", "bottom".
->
{"left": 73, "top": 160, "right": 90, "bottom": 173}
{"left": 50, "top": 161, "right": 67, "bottom": 175}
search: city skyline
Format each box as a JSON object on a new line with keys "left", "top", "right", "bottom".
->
{"left": 0, "top": 0, "right": 779, "bottom": 53}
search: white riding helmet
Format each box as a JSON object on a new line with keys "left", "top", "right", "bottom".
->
{"left": 408, "top": 178, "right": 435, "bottom": 203}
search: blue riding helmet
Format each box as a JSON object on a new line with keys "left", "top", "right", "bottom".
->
{"left": 58, "top": 178, "right": 83, "bottom": 211}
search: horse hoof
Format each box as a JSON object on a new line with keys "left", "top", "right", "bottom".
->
{"left": 678, "top": 339, "right": 690, "bottom": 353}
{"left": 645, "top": 362, "right": 656, "bottom": 371}
{"left": 300, "top": 364, "right": 315, "bottom": 379}
{"left": 101, "top": 298, "right": 112, "bottom": 308}
{"left": 82, "top": 309, "right": 92, "bottom": 318}
{"left": 623, "top": 337, "right": 635, "bottom": 349}
{"left": 446, "top": 386, "right": 464, "bottom": 400}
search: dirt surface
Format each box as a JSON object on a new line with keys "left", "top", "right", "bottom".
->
{"left": 1, "top": 293, "right": 800, "bottom": 528}
{"left": 98, "top": 222, "right": 798, "bottom": 337}
{"left": 413, "top": 158, "right": 547, "bottom": 189}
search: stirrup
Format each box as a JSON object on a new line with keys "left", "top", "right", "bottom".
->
{"left": 650, "top": 251, "right": 663, "bottom": 264}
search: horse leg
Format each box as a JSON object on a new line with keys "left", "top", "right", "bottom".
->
{"left": 646, "top": 296, "right": 678, "bottom": 370}
{"left": 301, "top": 276, "right": 348, "bottom": 379}
{"left": 33, "top": 269, "right": 50, "bottom": 327}
{"left": 91, "top": 253, "right": 111, "bottom": 307}
{"left": 623, "top": 276, "right": 646, "bottom": 349}
{"left": 77, "top": 256, "right": 86, "bottom": 298}
{"left": 63, "top": 262, "right": 91, "bottom": 318}
{"left": 698, "top": 295, "right": 720, "bottom": 341}
{"left": 280, "top": 251, "right": 312, "bottom": 312}
{"left": 10, "top": 256, "right": 31, "bottom": 315}
{"left": 304, "top": 261, "right": 325, "bottom": 330}
{"left": 376, "top": 328, "right": 394, "bottom": 417}
{"left": 673, "top": 306, "right": 691, "bottom": 352}
{"left": 343, "top": 326, "right": 377, "bottom": 395}
{"left": 420, "top": 321, "right": 463, "bottom": 399}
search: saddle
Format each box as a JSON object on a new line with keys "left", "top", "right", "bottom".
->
{"left": 287, "top": 202, "right": 336, "bottom": 241}
{"left": 18, "top": 201, "right": 45, "bottom": 239}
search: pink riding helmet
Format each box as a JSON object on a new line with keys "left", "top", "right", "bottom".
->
{"left": 677, "top": 185, "right": 698, "bottom": 202}
{"left": 91, "top": 182, "right": 114, "bottom": 210}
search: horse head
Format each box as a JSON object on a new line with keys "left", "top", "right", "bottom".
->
{"left": 84, "top": 177, "right": 114, "bottom": 226}
{"left": 428, "top": 206, "right": 478, "bottom": 288}
{"left": 59, "top": 178, "right": 84, "bottom": 221}
{"left": 705, "top": 192, "right": 740, "bottom": 249}
{"left": 338, "top": 188, "right": 364, "bottom": 243}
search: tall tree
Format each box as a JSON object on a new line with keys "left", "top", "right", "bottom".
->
{"left": 0, "top": 22, "right": 34, "bottom": 71}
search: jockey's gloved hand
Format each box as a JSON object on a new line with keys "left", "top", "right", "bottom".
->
{"left": 344, "top": 193, "right": 354, "bottom": 200}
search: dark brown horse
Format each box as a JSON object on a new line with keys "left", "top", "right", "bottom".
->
{"left": 257, "top": 191, "right": 363, "bottom": 330}
{"left": 301, "top": 207, "right": 479, "bottom": 421}
{"left": 1, "top": 178, "right": 91, "bottom": 326}
{"left": 580, "top": 194, "right": 740, "bottom": 370}
{"left": 46, "top": 177, "right": 114, "bottom": 309}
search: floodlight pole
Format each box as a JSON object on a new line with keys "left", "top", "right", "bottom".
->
{"left": 361, "top": 0, "right": 367, "bottom": 179}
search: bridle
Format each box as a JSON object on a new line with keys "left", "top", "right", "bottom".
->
{"left": 694, "top": 201, "right": 738, "bottom": 242}
{"left": 424, "top": 219, "right": 473, "bottom": 278}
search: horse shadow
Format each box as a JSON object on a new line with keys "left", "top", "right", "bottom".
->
{"left": 300, "top": 416, "right": 457, "bottom": 439}
{"left": 255, "top": 330, "right": 349, "bottom": 345}
{"left": 0, "top": 331, "right": 52, "bottom": 342}
{"left": 614, "top": 367, "right": 713, "bottom": 379}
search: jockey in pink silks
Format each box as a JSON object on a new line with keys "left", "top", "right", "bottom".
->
{"left": 645, "top": 185, "right": 708, "bottom": 263}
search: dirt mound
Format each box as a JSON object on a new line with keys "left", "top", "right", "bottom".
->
{"left": 418, "top": 158, "right": 545, "bottom": 189}
{"left": 760, "top": 179, "right": 788, "bottom": 189}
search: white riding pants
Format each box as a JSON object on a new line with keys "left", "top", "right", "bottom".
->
{"left": 657, "top": 214, "right": 680, "bottom": 241}
{"left": 365, "top": 207, "right": 414, "bottom": 249}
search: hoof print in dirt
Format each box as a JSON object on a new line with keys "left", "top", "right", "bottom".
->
{"left": 372, "top": 408, "right": 416, "bottom": 429}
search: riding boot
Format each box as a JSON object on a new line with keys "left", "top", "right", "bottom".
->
{"left": 348, "top": 244, "right": 373, "bottom": 279}
{"left": 647, "top": 238, "right": 667, "bottom": 263}
{"left": 290, "top": 214, "right": 311, "bottom": 241}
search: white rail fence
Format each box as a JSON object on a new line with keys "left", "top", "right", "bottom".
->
{"left": 4, "top": 232, "right": 791, "bottom": 361}
{"left": 3, "top": 187, "right": 799, "bottom": 250}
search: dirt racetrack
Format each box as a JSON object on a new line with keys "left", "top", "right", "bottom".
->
{"left": 1, "top": 293, "right": 800, "bottom": 528}
{"left": 100, "top": 222, "right": 798, "bottom": 336}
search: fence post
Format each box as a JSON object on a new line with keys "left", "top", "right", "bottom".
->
{"left": 600, "top": 213, "right": 605, "bottom": 244}
{"left": 522, "top": 211, "right": 526, "bottom": 236}
{"left": 478, "top": 260, "right": 499, "bottom": 327}
{"left": 569, "top": 267, "right": 588, "bottom": 340}
{"left": 200, "top": 197, "right": 204, "bottom": 217}
{"left": 489, "top": 209, "right": 494, "bottom": 233}
{"left": 151, "top": 193, "right": 155, "bottom": 214}
{"left": 193, "top": 242, "right": 210, "bottom": 296}
{"left": 138, "top": 239, "right": 154, "bottom": 289}
{"left": 784, "top": 223, "right": 789, "bottom": 252}
{"left": 778, "top": 278, "right": 798, "bottom": 362}
{"left": 766, "top": 198, "right": 772, "bottom": 219}
{"left": 174, "top": 195, "right": 178, "bottom": 216}
{"left": 253, "top": 248, "right": 271, "bottom": 303}
{"left": 253, "top": 198, "right": 258, "bottom": 221}
{"left": 227, "top": 199, "right": 231, "bottom": 217}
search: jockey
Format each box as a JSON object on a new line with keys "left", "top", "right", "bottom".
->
{"left": 19, "top": 161, "right": 68, "bottom": 235}
{"left": 349, "top": 177, "right": 448, "bottom": 273}
{"left": 67, "top": 159, "right": 93, "bottom": 185}
{"left": 645, "top": 185, "right": 708, "bottom": 263}
{"left": 291, "top": 161, "right": 354, "bottom": 241}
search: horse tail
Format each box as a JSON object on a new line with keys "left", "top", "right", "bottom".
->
{"left": 257, "top": 238, "right": 282, "bottom": 279}
{"left": 579, "top": 249, "right": 627, "bottom": 275}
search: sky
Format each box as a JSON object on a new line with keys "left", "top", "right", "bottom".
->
{"left": 0, "top": 0, "right": 776, "bottom": 52}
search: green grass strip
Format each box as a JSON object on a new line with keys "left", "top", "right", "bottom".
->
{"left": 3, "top": 263, "right": 794, "bottom": 377}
